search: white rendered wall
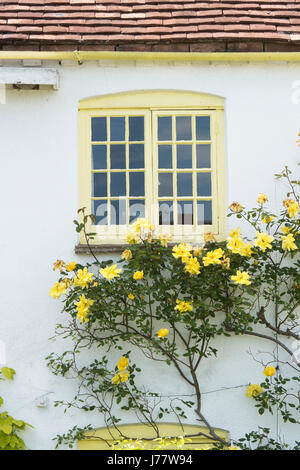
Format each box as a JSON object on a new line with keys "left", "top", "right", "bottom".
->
{"left": 0, "top": 59, "right": 299, "bottom": 449}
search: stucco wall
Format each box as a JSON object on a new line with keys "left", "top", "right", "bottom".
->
{"left": 0, "top": 59, "right": 299, "bottom": 449}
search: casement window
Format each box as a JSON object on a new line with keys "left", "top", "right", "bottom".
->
{"left": 78, "top": 90, "right": 225, "bottom": 248}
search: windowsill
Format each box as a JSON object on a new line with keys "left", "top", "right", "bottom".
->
{"left": 75, "top": 243, "right": 131, "bottom": 254}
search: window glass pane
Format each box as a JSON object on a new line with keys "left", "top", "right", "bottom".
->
{"left": 111, "top": 199, "right": 127, "bottom": 225}
{"left": 129, "top": 116, "right": 144, "bottom": 141}
{"left": 111, "top": 172, "right": 126, "bottom": 197}
{"left": 159, "top": 201, "right": 174, "bottom": 225}
{"left": 158, "top": 145, "right": 172, "bottom": 169}
{"left": 176, "top": 116, "right": 192, "bottom": 141}
{"left": 110, "top": 144, "right": 126, "bottom": 169}
{"left": 196, "top": 116, "right": 210, "bottom": 140}
{"left": 130, "top": 199, "right": 145, "bottom": 223}
{"left": 197, "top": 172, "right": 211, "bottom": 196}
{"left": 92, "top": 200, "right": 108, "bottom": 225}
{"left": 158, "top": 173, "right": 173, "bottom": 197}
{"left": 178, "top": 200, "right": 193, "bottom": 225}
{"left": 130, "top": 172, "right": 144, "bottom": 196}
{"left": 92, "top": 173, "right": 107, "bottom": 197}
{"left": 129, "top": 144, "right": 144, "bottom": 169}
{"left": 158, "top": 116, "right": 172, "bottom": 141}
{"left": 177, "top": 145, "right": 192, "bottom": 169}
{"left": 110, "top": 117, "right": 125, "bottom": 141}
{"left": 197, "top": 200, "right": 212, "bottom": 225}
{"left": 92, "top": 145, "right": 107, "bottom": 170}
{"left": 196, "top": 144, "right": 211, "bottom": 168}
{"left": 177, "top": 173, "right": 193, "bottom": 197}
{"left": 92, "top": 117, "right": 107, "bottom": 141}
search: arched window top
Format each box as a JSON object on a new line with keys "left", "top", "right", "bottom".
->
{"left": 79, "top": 89, "right": 224, "bottom": 111}
{"left": 77, "top": 422, "right": 229, "bottom": 450}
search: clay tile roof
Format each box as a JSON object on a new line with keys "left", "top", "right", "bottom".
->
{"left": 1, "top": 1, "right": 300, "bottom": 51}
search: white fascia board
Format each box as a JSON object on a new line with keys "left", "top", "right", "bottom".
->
{"left": 0, "top": 67, "right": 59, "bottom": 89}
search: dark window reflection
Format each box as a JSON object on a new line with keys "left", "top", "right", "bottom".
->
{"left": 196, "top": 116, "right": 210, "bottom": 140}
{"left": 177, "top": 173, "right": 193, "bottom": 197}
{"left": 130, "top": 172, "right": 144, "bottom": 196}
{"left": 92, "top": 173, "right": 107, "bottom": 197}
{"left": 158, "top": 116, "right": 172, "bottom": 141}
{"left": 129, "top": 116, "right": 144, "bottom": 141}
{"left": 111, "top": 172, "right": 126, "bottom": 197}
{"left": 197, "top": 172, "right": 211, "bottom": 197}
{"left": 92, "top": 200, "right": 108, "bottom": 225}
{"left": 92, "top": 145, "right": 107, "bottom": 170}
{"left": 158, "top": 145, "right": 173, "bottom": 169}
{"left": 177, "top": 145, "right": 192, "bottom": 169}
{"left": 176, "top": 116, "right": 192, "bottom": 141}
{"left": 129, "top": 144, "right": 144, "bottom": 169}
{"left": 196, "top": 144, "right": 211, "bottom": 168}
{"left": 92, "top": 117, "right": 107, "bottom": 141}
{"left": 110, "top": 144, "right": 126, "bottom": 169}
{"left": 159, "top": 173, "right": 173, "bottom": 197}
{"left": 110, "top": 117, "right": 125, "bottom": 141}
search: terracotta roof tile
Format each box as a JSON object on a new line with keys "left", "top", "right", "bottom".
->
{"left": 1, "top": 1, "right": 300, "bottom": 48}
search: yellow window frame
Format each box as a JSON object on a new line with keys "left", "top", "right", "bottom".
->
{"left": 78, "top": 90, "right": 225, "bottom": 246}
{"left": 77, "top": 422, "right": 229, "bottom": 450}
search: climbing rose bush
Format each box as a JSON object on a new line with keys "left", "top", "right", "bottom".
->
{"left": 48, "top": 160, "right": 299, "bottom": 450}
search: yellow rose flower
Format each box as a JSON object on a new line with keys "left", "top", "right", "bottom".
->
{"left": 239, "top": 242, "right": 253, "bottom": 258}
{"left": 262, "top": 216, "right": 274, "bottom": 224}
{"left": 128, "top": 293, "right": 134, "bottom": 300}
{"left": 193, "top": 246, "right": 204, "bottom": 257}
{"left": 229, "top": 227, "right": 242, "bottom": 239}
{"left": 204, "top": 232, "right": 216, "bottom": 243}
{"left": 126, "top": 231, "right": 139, "bottom": 244}
{"left": 172, "top": 243, "right": 192, "bottom": 262}
{"left": 111, "top": 371, "right": 130, "bottom": 384}
{"left": 174, "top": 299, "right": 193, "bottom": 313}
{"left": 287, "top": 201, "right": 299, "bottom": 218}
{"left": 231, "top": 270, "right": 251, "bottom": 286}
{"left": 75, "top": 294, "right": 94, "bottom": 323}
{"left": 122, "top": 249, "right": 132, "bottom": 261}
{"left": 66, "top": 261, "right": 77, "bottom": 272}
{"left": 184, "top": 256, "right": 200, "bottom": 275}
{"left": 202, "top": 248, "right": 224, "bottom": 266}
{"left": 226, "top": 236, "right": 245, "bottom": 254}
{"left": 99, "top": 264, "right": 122, "bottom": 280}
{"left": 221, "top": 257, "right": 230, "bottom": 270}
{"left": 49, "top": 282, "right": 67, "bottom": 299}
{"left": 61, "top": 278, "right": 72, "bottom": 289}
{"left": 228, "top": 202, "right": 244, "bottom": 213}
{"left": 133, "top": 270, "right": 144, "bottom": 280}
{"left": 158, "top": 233, "right": 173, "bottom": 247}
{"left": 131, "top": 218, "right": 151, "bottom": 233}
{"left": 257, "top": 193, "right": 268, "bottom": 205}
{"left": 157, "top": 328, "right": 169, "bottom": 338}
{"left": 281, "top": 233, "right": 297, "bottom": 251}
{"left": 246, "top": 384, "right": 263, "bottom": 398}
{"left": 263, "top": 366, "right": 276, "bottom": 377}
{"left": 281, "top": 225, "right": 291, "bottom": 234}
{"left": 254, "top": 232, "right": 274, "bottom": 252}
{"left": 73, "top": 267, "right": 94, "bottom": 288}
{"left": 117, "top": 356, "right": 129, "bottom": 372}
{"left": 52, "top": 259, "right": 66, "bottom": 272}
